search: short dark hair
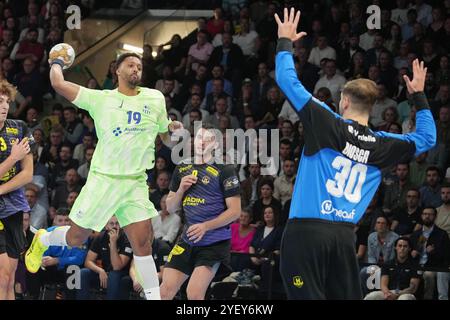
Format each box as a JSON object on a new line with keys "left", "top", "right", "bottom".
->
{"left": 441, "top": 183, "right": 450, "bottom": 190}
{"left": 280, "top": 139, "right": 292, "bottom": 147}
{"left": 394, "top": 236, "right": 411, "bottom": 248}
{"left": 63, "top": 106, "right": 76, "bottom": 113}
{"left": 116, "top": 52, "right": 142, "bottom": 68}
{"left": 56, "top": 208, "right": 70, "bottom": 216}
{"left": 422, "top": 207, "right": 437, "bottom": 215}
{"left": 426, "top": 165, "right": 441, "bottom": 176}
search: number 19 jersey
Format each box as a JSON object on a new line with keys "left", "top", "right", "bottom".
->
{"left": 72, "top": 86, "right": 170, "bottom": 176}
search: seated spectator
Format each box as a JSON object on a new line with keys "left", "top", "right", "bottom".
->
{"left": 149, "top": 170, "right": 170, "bottom": 211}
{"left": 147, "top": 156, "right": 170, "bottom": 190}
{"left": 102, "top": 60, "right": 117, "bottom": 90}
{"left": 209, "top": 97, "right": 240, "bottom": 130}
{"left": 230, "top": 208, "right": 256, "bottom": 271}
{"left": 409, "top": 152, "right": 428, "bottom": 187}
{"left": 249, "top": 206, "right": 283, "bottom": 296}
{"left": 356, "top": 192, "right": 383, "bottom": 262}
{"left": 11, "top": 28, "right": 45, "bottom": 64}
{"left": 32, "top": 128, "right": 45, "bottom": 162}
{"left": 63, "top": 106, "right": 84, "bottom": 147}
{"left": 164, "top": 95, "right": 182, "bottom": 122}
{"left": 383, "top": 163, "right": 415, "bottom": 218}
{"left": 313, "top": 59, "right": 346, "bottom": 105}
{"left": 370, "top": 83, "right": 397, "bottom": 128}
{"left": 279, "top": 119, "right": 294, "bottom": 143}
{"left": 206, "top": 7, "right": 224, "bottom": 38}
{"left": 49, "top": 169, "right": 82, "bottom": 221}
{"left": 377, "top": 106, "right": 400, "bottom": 132}
{"left": 391, "top": 188, "right": 423, "bottom": 236}
{"left": 402, "top": 104, "right": 416, "bottom": 134}
{"left": 73, "top": 132, "right": 96, "bottom": 165}
{"left": 76, "top": 216, "right": 133, "bottom": 300}
{"left": 308, "top": 34, "right": 337, "bottom": 67}
{"left": 77, "top": 147, "right": 94, "bottom": 181}
{"left": 367, "top": 216, "right": 399, "bottom": 265}
{"left": 205, "top": 65, "right": 233, "bottom": 97}
{"left": 25, "top": 184, "right": 48, "bottom": 230}
{"left": 240, "top": 163, "right": 262, "bottom": 209}
{"left": 50, "top": 143, "right": 79, "bottom": 187}
{"left": 39, "top": 126, "right": 63, "bottom": 168}
{"left": 66, "top": 191, "right": 79, "bottom": 211}
{"left": 315, "top": 87, "right": 337, "bottom": 112}
{"left": 250, "top": 62, "right": 275, "bottom": 111}
{"left": 201, "top": 78, "right": 233, "bottom": 114}
{"left": 420, "top": 166, "right": 442, "bottom": 208}
{"left": 152, "top": 194, "right": 181, "bottom": 258}
{"left": 410, "top": 207, "right": 450, "bottom": 300}
{"left": 26, "top": 209, "right": 88, "bottom": 300}
{"left": 12, "top": 58, "right": 43, "bottom": 118}
{"left": 364, "top": 237, "right": 420, "bottom": 300}
{"left": 255, "top": 86, "right": 284, "bottom": 129}
{"left": 182, "top": 94, "right": 210, "bottom": 130}
{"left": 18, "top": 15, "right": 45, "bottom": 43}
{"left": 251, "top": 179, "right": 281, "bottom": 226}
{"left": 185, "top": 30, "right": 213, "bottom": 75}
{"left": 273, "top": 159, "right": 295, "bottom": 206}
{"left": 25, "top": 106, "right": 42, "bottom": 131}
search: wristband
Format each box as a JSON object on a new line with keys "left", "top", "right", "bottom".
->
{"left": 411, "top": 92, "right": 430, "bottom": 111}
{"left": 276, "top": 38, "right": 294, "bottom": 54}
{"left": 50, "top": 59, "right": 65, "bottom": 69}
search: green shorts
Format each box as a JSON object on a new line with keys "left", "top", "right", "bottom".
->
{"left": 69, "top": 172, "right": 157, "bottom": 232}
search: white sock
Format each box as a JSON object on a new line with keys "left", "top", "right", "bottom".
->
{"left": 40, "top": 226, "right": 70, "bottom": 247}
{"left": 133, "top": 254, "right": 161, "bottom": 300}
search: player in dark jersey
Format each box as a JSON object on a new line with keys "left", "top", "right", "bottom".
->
{"left": 160, "top": 123, "right": 241, "bottom": 300}
{"left": 274, "top": 9, "right": 436, "bottom": 299}
{"left": 0, "top": 80, "right": 34, "bottom": 300}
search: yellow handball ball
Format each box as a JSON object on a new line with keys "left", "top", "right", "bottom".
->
{"left": 49, "top": 43, "right": 76, "bottom": 69}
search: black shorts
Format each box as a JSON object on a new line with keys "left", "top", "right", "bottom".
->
{"left": 0, "top": 211, "right": 27, "bottom": 259}
{"left": 280, "top": 218, "right": 362, "bottom": 300}
{"left": 165, "top": 238, "right": 231, "bottom": 276}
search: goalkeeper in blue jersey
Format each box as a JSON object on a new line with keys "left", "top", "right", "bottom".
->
{"left": 275, "top": 8, "right": 436, "bottom": 299}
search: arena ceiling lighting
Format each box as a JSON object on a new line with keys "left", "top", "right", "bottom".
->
{"left": 121, "top": 43, "right": 143, "bottom": 54}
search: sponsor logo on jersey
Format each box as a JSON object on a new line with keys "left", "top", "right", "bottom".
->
{"left": 342, "top": 142, "right": 370, "bottom": 164}
{"left": 113, "top": 127, "right": 123, "bottom": 136}
{"left": 202, "top": 176, "right": 210, "bottom": 185}
{"left": 348, "top": 125, "right": 376, "bottom": 142}
{"left": 6, "top": 127, "right": 18, "bottom": 135}
{"left": 143, "top": 105, "right": 151, "bottom": 115}
{"left": 206, "top": 166, "right": 219, "bottom": 177}
{"left": 179, "top": 165, "right": 193, "bottom": 173}
{"left": 223, "top": 177, "right": 239, "bottom": 191}
{"left": 293, "top": 276, "right": 304, "bottom": 288}
{"left": 183, "top": 196, "right": 205, "bottom": 206}
{"left": 321, "top": 200, "right": 356, "bottom": 220}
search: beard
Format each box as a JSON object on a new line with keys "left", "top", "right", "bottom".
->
{"left": 422, "top": 220, "right": 434, "bottom": 227}
{"left": 126, "top": 74, "right": 140, "bottom": 87}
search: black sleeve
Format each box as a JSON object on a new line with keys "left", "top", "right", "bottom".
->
{"left": 118, "top": 233, "right": 133, "bottom": 258}
{"left": 219, "top": 165, "right": 241, "bottom": 198}
{"left": 18, "top": 120, "right": 36, "bottom": 154}
{"left": 169, "top": 166, "right": 182, "bottom": 192}
{"left": 89, "top": 233, "right": 103, "bottom": 255}
{"left": 380, "top": 264, "right": 390, "bottom": 276}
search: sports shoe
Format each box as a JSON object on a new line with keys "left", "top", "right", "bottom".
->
{"left": 25, "top": 229, "right": 48, "bottom": 273}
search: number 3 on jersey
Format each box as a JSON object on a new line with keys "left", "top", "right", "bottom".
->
{"left": 0, "top": 137, "right": 7, "bottom": 151}
{"left": 325, "top": 156, "right": 367, "bottom": 203}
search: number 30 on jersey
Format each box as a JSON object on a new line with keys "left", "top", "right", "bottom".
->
{"left": 325, "top": 156, "right": 367, "bottom": 203}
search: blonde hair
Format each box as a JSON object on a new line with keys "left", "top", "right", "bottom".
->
{"left": 341, "top": 78, "right": 378, "bottom": 113}
{"left": 0, "top": 80, "right": 17, "bottom": 102}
